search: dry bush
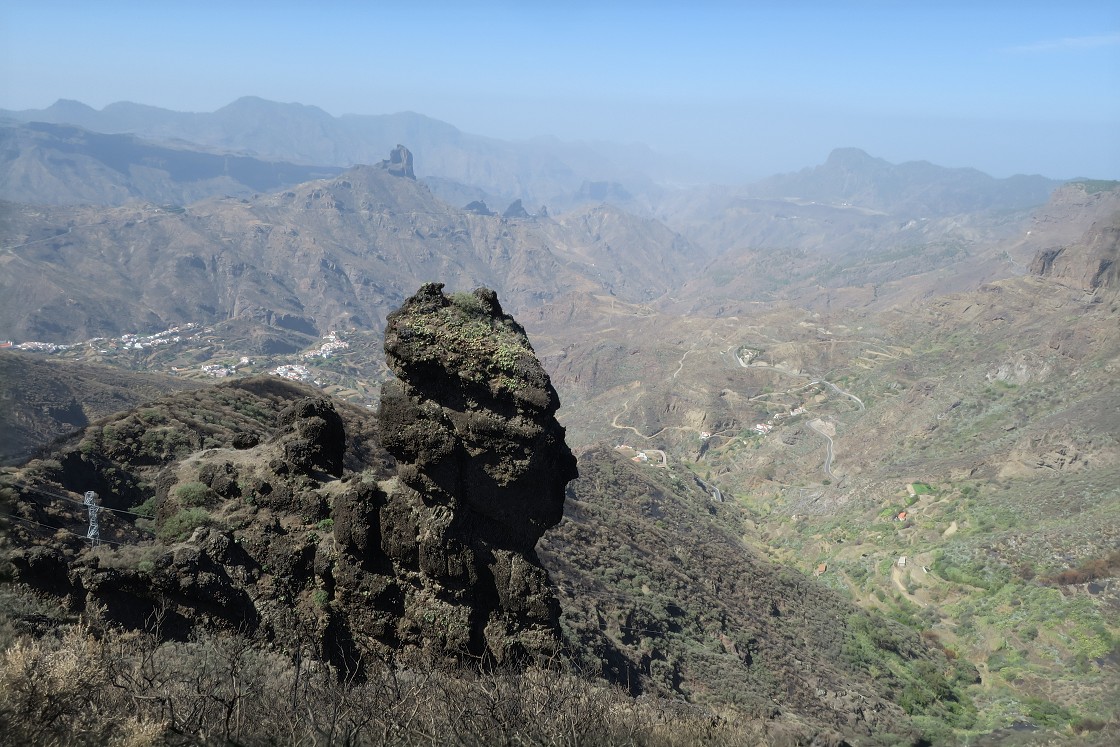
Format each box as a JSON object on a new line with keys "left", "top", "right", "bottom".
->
{"left": 0, "top": 621, "right": 778, "bottom": 746}
{"left": 1041, "top": 550, "right": 1120, "bottom": 587}
{"left": 0, "top": 625, "right": 164, "bottom": 747}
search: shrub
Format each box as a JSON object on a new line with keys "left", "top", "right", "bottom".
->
{"left": 448, "top": 290, "right": 485, "bottom": 315}
{"left": 172, "top": 482, "right": 213, "bottom": 507}
{"left": 157, "top": 508, "right": 215, "bottom": 542}
{"left": 130, "top": 496, "right": 159, "bottom": 518}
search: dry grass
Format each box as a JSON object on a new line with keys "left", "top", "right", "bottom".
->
{"left": 0, "top": 618, "right": 793, "bottom": 747}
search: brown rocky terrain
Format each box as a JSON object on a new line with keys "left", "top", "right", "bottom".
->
{"left": 1027, "top": 185, "right": 1119, "bottom": 297}
{"left": 521, "top": 185, "right": 1120, "bottom": 739}
{"left": 2, "top": 117, "right": 1117, "bottom": 743}
{"left": 0, "top": 146, "right": 699, "bottom": 346}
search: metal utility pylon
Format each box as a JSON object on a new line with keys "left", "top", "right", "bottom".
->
{"left": 84, "top": 491, "right": 101, "bottom": 547}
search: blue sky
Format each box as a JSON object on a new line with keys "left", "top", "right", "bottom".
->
{"left": 3, "top": 1, "right": 1118, "bottom": 180}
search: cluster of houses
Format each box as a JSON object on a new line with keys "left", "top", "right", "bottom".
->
{"left": 199, "top": 356, "right": 253, "bottom": 378}
{"left": 301, "top": 331, "right": 350, "bottom": 359}
{"left": 201, "top": 363, "right": 236, "bottom": 378}
{"left": 271, "top": 363, "right": 320, "bottom": 385}
{"left": 2, "top": 322, "right": 203, "bottom": 356}
{"left": 110, "top": 323, "right": 201, "bottom": 351}
{"left": 752, "top": 406, "right": 808, "bottom": 435}
{"left": 2, "top": 340, "right": 71, "bottom": 353}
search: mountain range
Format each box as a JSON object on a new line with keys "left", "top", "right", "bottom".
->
{"left": 1, "top": 97, "right": 685, "bottom": 206}
{"left": 1, "top": 96, "right": 1118, "bottom": 745}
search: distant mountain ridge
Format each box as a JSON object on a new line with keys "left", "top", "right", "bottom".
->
{"left": 742, "top": 147, "right": 1060, "bottom": 216}
{"left": 0, "top": 120, "right": 344, "bottom": 205}
{"left": 1, "top": 97, "right": 682, "bottom": 204}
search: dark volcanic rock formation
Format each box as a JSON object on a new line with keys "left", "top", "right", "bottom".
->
{"left": 380, "top": 283, "right": 578, "bottom": 661}
{"left": 379, "top": 143, "right": 415, "bottom": 179}
{"left": 7, "top": 286, "right": 576, "bottom": 670}
{"left": 502, "top": 198, "right": 531, "bottom": 219}
{"left": 462, "top": 199, "right": 494, "bottom": 216}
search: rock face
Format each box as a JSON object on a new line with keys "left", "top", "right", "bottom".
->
{"left": 463, "top": 199, "right": 494, "bottom": 216}
{"left": 379, "top": 283, "right": 578, "bottom": 660}
{"left": 1030, "top": 218, "right": 1119, "bottom": 297}
{"left": 273, "top": 396, "right": 347, "bottom": 477}
{"left": 7, "top": 286, "right": 576, "bottom": 670}
{"left": 380, "top": 144, "right": 415, "bottom": 179}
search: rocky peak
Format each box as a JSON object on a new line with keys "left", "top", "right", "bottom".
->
{"left": 381, "top": 282, "right": 575, "bottom": 549}
{"left": 502, "top": 198, "right": 532, "bottom": 219}
{"left": 463, "top": 199, "right": 494, "bottom": 216}
{"left": 8, "top": 286, "right": 576, "bottom": 670}
{"left": 377, "top": 283, "right": 578, "bottom": 659}
{"left": 379, "top": 144, "right": 415, "bottom": 179}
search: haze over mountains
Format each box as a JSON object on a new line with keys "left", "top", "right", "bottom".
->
{"left": 0, "top": 97, "right": 1071, "bottom": 347}
{"left": 1, "top": 97, "right": 1067, "bottom": 209}
{"left": 2, "top": 95, "right": 1119, "bottom": 744}
{"left": 1, "top": 97, "right": 681, "bottom": 207}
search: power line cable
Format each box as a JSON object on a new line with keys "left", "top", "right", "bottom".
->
{"left": 0, "top": 512, "right": 136, "bottom": 548}
{"left": 7, "top": 479, "right": 155, "bottom": 519}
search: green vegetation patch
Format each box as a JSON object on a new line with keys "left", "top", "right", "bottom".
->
{"left": 842, "top": 612, "right": 977, "bottom": 728}
{"left": 173, "top": 481, "right": 215, "bottom": 507}
{"left": 157, "top": 507, "right": 219, "bottom": 542}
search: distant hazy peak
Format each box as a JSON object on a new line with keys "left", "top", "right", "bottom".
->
{"left": 824, "top": 147, "right": 889, "bottom": 171}
{"left": 47, "top": 98, "right": 96, "bottom": 113}
{"left": 216, "top": 95, "right": 332, "bottom": 117}
{"left": 503, "top": 198, "right": 531, "bottom": 219}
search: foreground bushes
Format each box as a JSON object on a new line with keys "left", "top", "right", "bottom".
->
{"left": 0, "top": 623, "right": 779, "bottom": 747}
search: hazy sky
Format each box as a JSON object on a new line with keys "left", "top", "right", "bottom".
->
{"left": 3, "top": 1, "right": 1118, "bottom": 180}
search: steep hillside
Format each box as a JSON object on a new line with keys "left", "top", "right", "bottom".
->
{"left": 1028, "top": 182, "right": 1120, "bottom": 296}
{"left": 542, "top": 446, "right": 975, "bottom": 743}
{"left": 0, "top": 147, "right": 699, "bottom": 345}
{"left": 526, "top": 189, "right": 1120, "bottom": 738}
{"left": 0, "top": 351, "right": 201, "bottom": 465}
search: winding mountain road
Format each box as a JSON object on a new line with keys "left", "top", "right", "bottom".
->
{"left": 733, "top": 352, "right": 865, "bottom": 413}
{"left": 821, "top": 381, "right": 865, "bottom": 411}
{"left": 808, "top": 420, "right": 836, "bottom": 478}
